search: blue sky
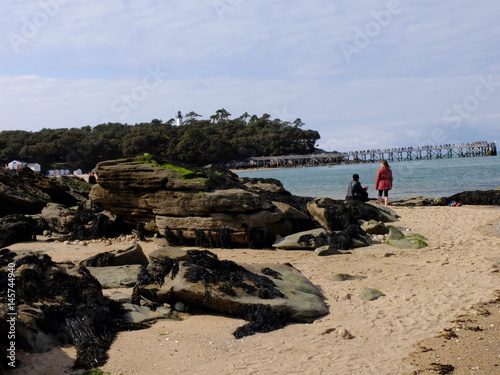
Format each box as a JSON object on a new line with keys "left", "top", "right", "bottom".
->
{"left": 1, "top": 0, "right": 499, "bottom": 151}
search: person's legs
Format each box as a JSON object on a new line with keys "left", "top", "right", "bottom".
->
{"left": 384, "top": 190, "right": 389, "bottom": 206}
{"left": 377, "top": 190, "right": 383, "bottom": 204}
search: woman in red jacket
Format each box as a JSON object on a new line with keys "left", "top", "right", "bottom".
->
{"left": 375, "top": 159, "right": 393, "bottom": 206}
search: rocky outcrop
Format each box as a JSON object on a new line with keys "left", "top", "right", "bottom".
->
{"left": 0, "top": 168, "right": 81, "bottom": 217}
{"left": 90, "top": 159, "right": 314, "bottom": 248}
{"left": 434, "top": 190, "right": 500, "bottom": 206}
{"left": 132, "top": 247, "right": 328, "bottom": 337}
{"left": 40, "top": 201, "right": 131, "bottom": 241}
{"left": 0, "top": 215, "right": 46, "bottom": 248}
{"left": 392, "top": 190, "right": 500, "bottom": 206}
{"left": 306, "top": 198, "right": 399, "bottom": 231}
{"left": 0, "top": 249, "right": 146, "bottom": 370}
{"left": 272, "top": 227, "right": 370, "bottom": 250}
{"left": 89, "top": 158, "right": 400, "bottom": 249}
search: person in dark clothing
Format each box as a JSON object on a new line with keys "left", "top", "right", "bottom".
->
{"left": 345, "top": 173, "right": 369, "bottom": 202}
{"left": 88, "top": 171, "right": 97, "bottom": 184}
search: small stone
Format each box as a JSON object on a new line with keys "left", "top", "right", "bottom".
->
{"left": 174, "top": 301, "right": 186, "bottom": 312}
{"left": 337, "top": 327, "right": 354, "bottom": 339}
{"left": 360, "top": 288, "right": 385, "bottom": 301}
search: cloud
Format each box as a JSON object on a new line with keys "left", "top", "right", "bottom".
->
{"left": 1, "top": 0, "right": 499, "bottom": 152}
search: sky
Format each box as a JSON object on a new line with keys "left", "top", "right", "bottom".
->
{"left": 1, "top": 0, "right": 499, "bottom": 152}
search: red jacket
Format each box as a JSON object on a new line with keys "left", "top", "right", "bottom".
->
{"left": 375, "top": 167, "right": 393, "bottom": 190}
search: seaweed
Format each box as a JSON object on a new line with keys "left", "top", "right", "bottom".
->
{"left": 81, "top": 252, "right": 115, "bottom": 267}
{"left": 186, "top": 250, "right": 285, "bottom": 299}
{"left": 233, "top": 304, "right": 291, "bottom": 339}
{"left": 0, "top": 249, "right": 147, "bottom": 370}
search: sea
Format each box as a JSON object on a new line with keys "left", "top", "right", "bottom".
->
{"left": 236, "top": 154, "right": 500, "bottom": 201}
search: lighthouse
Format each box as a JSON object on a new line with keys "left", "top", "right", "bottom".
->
{"left": 176, "top": 111, "right": 183, "bottom": 126}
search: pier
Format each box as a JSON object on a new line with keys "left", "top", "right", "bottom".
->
{"left": 247, "top": 141, "right": 497, "bottom": 169}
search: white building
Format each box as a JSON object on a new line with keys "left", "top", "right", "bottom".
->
{"left": 27, "top": 163, "right": 41, "bottom": 172}
{"left": 8, "top": 160, "right": 27, "bottom": 169}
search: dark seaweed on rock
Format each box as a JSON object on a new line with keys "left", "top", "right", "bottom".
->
{"left": 187, "top": 250, "right": 285, "bottom": 299}
{"left": 233, "top": 304, "right": 291, "bottom": 339}
{"left": 261, "top": 267, "right": 282, "bottom": 280}
{"left": 0, "top": 249, "right": 147, "bottom": 370}
{"left": 81, "top": 251, "right": 115, "bottom": 267}
{"left": 131, "top": 257, "right": 180, "bottom": 305}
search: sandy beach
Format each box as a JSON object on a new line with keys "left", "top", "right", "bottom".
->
{"left": 6, "top": 205, "right": 500, "bottom": 375}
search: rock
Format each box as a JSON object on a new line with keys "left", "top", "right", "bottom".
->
{"left": 336, "top": 327, "right": 354, "bottom": 339}
{"left": 306, "top": 198, "right": 398, "bottom": 232}
{"left": 392, "top": 190, "right": 500, "bottom": 206}
{"left": 0, "top": 167, "right": 80, "bottom": 217}
{"left": 273, "top": 226, "right": 369, "bottom": 251}
{"left": 360, "top": 288, "right": 385, "bottom": 301}
{"left": 273, "top": 228, "right": 327, "bottom": 250}
{"left": 387, "top": 226, "right": 405, "bottom": 241}
{"left": 391, "top": 195, "right": 438, "bottom": 206}
{"left": 89, "top": 158, "right": 314, "bottom": 248}
{"left": 40, "top": 203, "right": 77, "bottom": 234}
{"left": 132, "top": 247, "right": 328, "bottom": 336}
{"left": 360, "top": 220, "right": 389, "bottom": 235}
{"left": 81, "top": 244, "right": 148, "bottom": 267}
{"left": 121, "top": 303, "right": 175, "bottom": 324}
{"left": 0, "top": 215, "right": 43, "bottom": 247}
{"left": 434, "top": 190, "right": 500, "bottom": 206}
{"left": 40, "top": 201, "right": 130, "bottom": 241}
{"left": 86, "top": 265, "right": 142, "bottom": 288}
{"left": 387, "top": 234, "right": 428, "bottom": 249}
{"left": 0, "top": 249, "right": 144, "bottom": 369}
{"left": 332, "top": 273, "right": 367, "bottom": 281}
{"left": 315, "top": 246, "right": 341, "bottom": 256}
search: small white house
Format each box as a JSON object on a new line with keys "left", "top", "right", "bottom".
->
{"left": 8, "top": 160, "right": 27, "bottom": 170}
{"left": 27, "top": 163, "right": 42, "bottom": 172}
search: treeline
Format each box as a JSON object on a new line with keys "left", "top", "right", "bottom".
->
{"left": 0, "top": 109, "right": 320, "bottom": 172}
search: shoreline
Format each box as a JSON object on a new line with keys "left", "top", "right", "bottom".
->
{"left": 4, "top": 205, "right": 500, "bottom": 374}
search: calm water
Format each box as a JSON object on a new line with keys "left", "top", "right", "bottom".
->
{"left": 237, "top": 154, "right": 500, "bottom": 200}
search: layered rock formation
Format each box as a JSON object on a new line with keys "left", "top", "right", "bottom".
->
{"left": 90, "top": 159, "right": 314, "bottom": 248}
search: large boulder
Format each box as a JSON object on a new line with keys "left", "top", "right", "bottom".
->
{"left": 132, "top": 247, "right": 328, "bottom": 336}
{"left": 306, "top": 198, "right": 398, "bottom": 231}
{"left": 0, "top": 215, "right": 45, "bottom": 248}
{"left": 40, "top": 201, "right": 131, "bottom": 241}
{"left": 90, "top": 158, "right": 314, "bottom": 248}
{"left": 272, "top": 226, "right": 369, "bottom": 250}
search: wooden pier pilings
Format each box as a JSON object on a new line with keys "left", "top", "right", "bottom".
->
{"left": 247, "top": 141, "right": 497, "bottom": 169}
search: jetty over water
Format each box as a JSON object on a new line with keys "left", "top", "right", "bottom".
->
{"left": 247, "top": 141, "right": 497, "bottom": 169}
